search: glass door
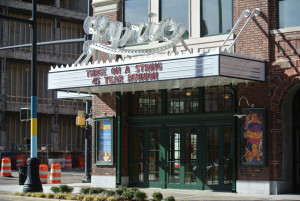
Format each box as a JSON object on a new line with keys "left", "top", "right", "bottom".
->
{"left": 147, "top": 128, "right": 161, "bottom": 187}
{"left": 203, "top": 125, "right": 233, "bottom": 190}
{"left": 131, "top": 128, "right": 146, "bottom": 187}
{"left": 131, "top": 127, "right": 161, "bottom": 187}
{"left": 166, "top": 127, "right": 200, "bottom": 189}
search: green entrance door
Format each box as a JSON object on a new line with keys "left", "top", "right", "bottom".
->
{"left": 166, "top": 127, "right": 200, "bottom": 189}
{"left": 131, "top": 127, "right": 161, "bottom": 188}
{"left": 203, "top": 125, "right": 233, "bottom": 190}
{"left": 131, "top": 124, "right": 233, "bottom": 190}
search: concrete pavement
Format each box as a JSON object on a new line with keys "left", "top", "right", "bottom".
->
{"left": 0, "top": 170, "right": 300, "bottom": 200}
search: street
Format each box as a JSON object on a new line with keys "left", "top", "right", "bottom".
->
{"left": 0, "top": 169, "right": 85, "bottom": 186}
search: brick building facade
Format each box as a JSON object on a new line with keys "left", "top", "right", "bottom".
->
{"left": 48, "top": 0, "right": 300, "bottom": 194}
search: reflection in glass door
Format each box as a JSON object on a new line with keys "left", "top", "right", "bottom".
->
{"left": 167, "top": 127, "right": 199, "bottom": 189}
{"left": 184, "top": 128, "right": 198, "bottom": 188}
{"left": 148, "top": 128, "right": 160, "bottom": 186}
{"left": 131, "top": 128, "right": 145, "bottom": 186}
{"left": 204, "top": 125, "right": 232, "bottom": 190}
{"left": 167, "top": 128, "right": 181, "bottom": 187}
{"left": 131, "top": 128, "right": 160, "bottom": 187}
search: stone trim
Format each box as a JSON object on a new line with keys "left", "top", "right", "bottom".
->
{"left": 271, "top": 26, "right": 300, "bottom": 35}
{"left": 92, "top": 0, "right": 121, "bottom": 14}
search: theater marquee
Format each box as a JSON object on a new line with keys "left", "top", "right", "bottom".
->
{"left": 48, "top": 48, "right": 265, "bottom": 94}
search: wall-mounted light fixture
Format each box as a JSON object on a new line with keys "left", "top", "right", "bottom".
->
{"left": 233, "top": 96, "right": 255, "bottom": 118}
{"left": 186, "top": 91, "right": 192, "bottom": 97}
{"left": 86, "top": 115, "right": 95, "bottom": 126}
{"left": 76, "top": 110, "right": 86, "bottom": 127}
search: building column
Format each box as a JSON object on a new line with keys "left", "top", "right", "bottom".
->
{"left": 0, "top": 58, "right": 7, "bottom": 150}
{"left": 51, "top": 114, "right": 60, "bottom": 151}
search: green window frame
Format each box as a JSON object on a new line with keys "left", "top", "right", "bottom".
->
{"left": 200, "top": 0, "right": 233, "bottom": 37}
{"left": 130, "top": 85, "right": 233, "bottom": 116}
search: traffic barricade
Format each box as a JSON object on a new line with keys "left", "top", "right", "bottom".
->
{"left": 50, "top": 163, "right": 61, "bottom": 183}
{"left": 78, "top": 157, "right": 84, "bottom": 169}
{"left": 1, "top": 157, "right": 12, "bottom": 177}
{"left": 39, "top": 164, "right": 48, "bottom": 184}
{"left": 23, "top": 158, "right": 27, "bottom": 165}
{"left": 16, "top": 155, "right": 24, "bottom": 170}
{"left": 65, "top": 155, "right": 72, "bottom": 169}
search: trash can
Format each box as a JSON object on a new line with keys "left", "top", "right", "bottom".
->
{"left": 18, "top": 164, "right": 27, "bottom": 185}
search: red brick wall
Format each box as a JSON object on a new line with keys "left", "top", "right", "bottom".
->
{"left": 91, "top": 1, "right": 127, "bottom": 178}
{"left": 92, "top": 93, "right": 117, "bottom": 176}
{"left": 91, "top": 92, "right": 130, "bottom": 178}
{"left": 234, "top": 0, "right": 300, "bottom": 182}
{"left": 234, "top": 0, "right": 272, "bottom": 180}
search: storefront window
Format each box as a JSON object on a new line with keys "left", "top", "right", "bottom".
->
{"left": 124, "top": 0, "right": 149, "bottom": 24}
{"left": 132, "top": 91, "right": 162, "bottom": 115}
{"left": 204, "top": 86, "right": 232, "bottom": 112}
{"left": 278, "top": 0, "right": 300, "bottom": 28}
{"left": 201, "top": 0, "right": 232, "bottom": 36}
{"left": 161, "top": 0, "right": 189, "bottom": 39}
{"left": 168, "top": 89, "right": 198, "bottom": 114}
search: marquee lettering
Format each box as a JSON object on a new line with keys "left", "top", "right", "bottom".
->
{"left": 87, "top": 62, "right": 163, "bottom": 85}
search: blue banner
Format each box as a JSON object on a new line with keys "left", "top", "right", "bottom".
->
{"left": 98, "top": 120, "right": 112, "bottom": 162}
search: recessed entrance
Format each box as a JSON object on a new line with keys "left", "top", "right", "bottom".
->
{"left": 130, "top": 124, "right": 233, "bottom": 190}
{"left": 293, "top": 90, "right": 300, "bottom": 192}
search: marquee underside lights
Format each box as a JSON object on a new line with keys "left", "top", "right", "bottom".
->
{"left": 75, "top": 15, "right": 186, "bottom": 65}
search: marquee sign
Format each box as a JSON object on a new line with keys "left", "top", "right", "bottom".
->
{"left": 75, "top": 15, "right": 186, "bottom": 64}
{"left": 48, "top": 49, "right": 265, "bottom": 94}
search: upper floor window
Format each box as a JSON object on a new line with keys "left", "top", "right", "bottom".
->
{"left": 132, "top": 91, "right": 162, "bottom": 115}
{"left": 161, "top": 0, "right": 189, "bottom": 39}
{"left": 168, "top": 88, "right": 198, "bottom": 114}
{"left": 278, "top": 0, "right": 300, "bottom": 29}
{"left": 201, "top": 0, "right": 232, "bottom": 36}
{"left": 204, "top": 86, "right": 232, "bottom": 112}
{"left": 61, "top": 0, "right": 88, "bottom": 13}
{"left": 124, "top": 0, "right": 149, "bottom": 24}
{"left": 8, "top": 13, "right": 54, "bottom": 54}
{"left": 131, "top": 86, "right": 233, "bottom": 116}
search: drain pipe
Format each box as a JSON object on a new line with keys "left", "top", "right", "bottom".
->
{"left": 116, "top": 92, "right": 121, "bottom": 185}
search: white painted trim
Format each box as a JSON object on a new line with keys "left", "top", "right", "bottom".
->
{"left": 91, "top": 175, "right": 116, "bottom": 188}
{"left": 149, "top": 0, "right": 159, "bottom": 24}
{"left": 236, "top": 180, "right": 293, "bottom": 195}
{"left": 270, "top": 26, "right": 300, "bottom": 34}
{"left": 190, "top": 0, "right": 200, "bottom": 38}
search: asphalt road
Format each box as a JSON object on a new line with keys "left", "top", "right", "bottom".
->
{"left": 0, "top": 169, "right": 85, "bottom": 185}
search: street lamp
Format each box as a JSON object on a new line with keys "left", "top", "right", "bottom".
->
{"left": 233, "top": 96, "right": 255, "bottom": 118}
{"left": 23, "top": 0, "right": 43, "bottom": 193}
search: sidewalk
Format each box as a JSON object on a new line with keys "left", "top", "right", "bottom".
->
{"left": 0, "top": 171, "right": 299, "bottom": 200}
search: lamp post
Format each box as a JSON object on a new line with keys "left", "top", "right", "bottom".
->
{"left": 23, "top": 0, "right": 43, "bottom": 193}
{"left": 82, "top": 100, "right": 92, "bottom": 183}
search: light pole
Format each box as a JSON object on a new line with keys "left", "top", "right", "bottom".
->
{"left": 82, "top": 100, "right": 92, "bottom": 183}
{"left": 23, "top": 0, "right": 43, "bottom": 193}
